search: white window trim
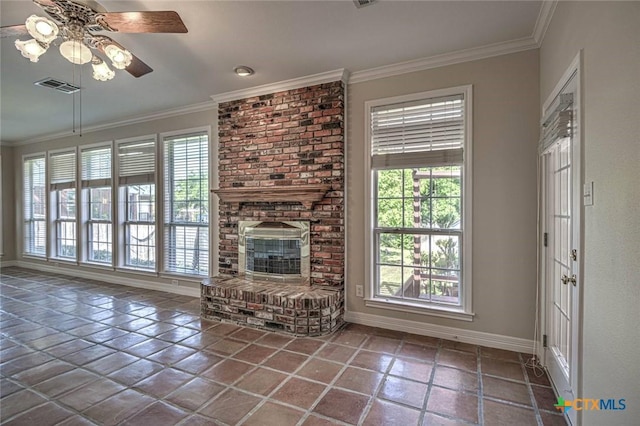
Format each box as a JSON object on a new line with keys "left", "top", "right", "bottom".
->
{"left": 160, "top": 126, "right": 212, "bottom": 276}
{"left": 115, "top": 134, "right": 158, "bottom": 272}
{"left": 22, "top": 153, "right": 47, "bottom": 258}
{"left": 80, "top": 141, "right": 115, "bottom": 267}
{"left": 48, "top": 147, "right": 78, "bottom": 261}
{"left": 364, "top": 85, "right": 474, "bottom": 321}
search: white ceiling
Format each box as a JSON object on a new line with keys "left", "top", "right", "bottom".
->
{"left": 0, "top": 0, "right": 544, "bottom": 144}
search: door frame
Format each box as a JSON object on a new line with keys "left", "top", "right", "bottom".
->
{"left": 538, "top": 51, "right": 583, "bottom": 426}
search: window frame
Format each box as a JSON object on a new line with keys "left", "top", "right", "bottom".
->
{"left": 160, "top": 127, "right": 211, "bottom": 277}
{"left": 80, "top": 143, "right": 114, "bottom": 267}
{"left": 48, "top": 148, "right": 78, "bottom": 262}
{"left": 22, "top": 154, "right": 47, "bottom": 258}
{"left": 364, "top": 85, "right": 474, "bottom": 321}
{"left": 116, "top": 135, "right": 158, "bottom": 273}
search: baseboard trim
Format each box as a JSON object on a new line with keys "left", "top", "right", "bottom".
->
{"left": 10, "top": 261, "right": 200, "bottom": 298}
{"left": 344, "top": 310, "right": 534, "bottom": 354}
{"left": 0, "top": 260, "right": 18, "bottom": 269}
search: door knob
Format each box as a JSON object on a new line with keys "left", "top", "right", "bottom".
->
{"left": 569, "top": 274, "right": 577, "bottom": 286}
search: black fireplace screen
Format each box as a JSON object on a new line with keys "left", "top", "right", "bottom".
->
{"left": 245, "top": 238, "right": 301, "bottom": 275}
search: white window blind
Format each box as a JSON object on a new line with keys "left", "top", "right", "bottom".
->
{"left": 118, "top": 138, "right": 156, "bottom": 185}
{"left": 540, "top": 93, "right": 573, "bottom": 152}
{"left": 23, "top": 155, "right": 46, "bottom": 256}
{"left": 163, "top": 132, "right": 209, "bottom": 224}
{"left": 23, "top": 156, "right": 46, "bottom": 220}
{"left": 81, "top": 146, "right": 111, "bottom": 187}
{"left": 163, "top": 131, "right": 209, "bottom": 275}
{"left": 371, "top": 94, "right": 464, "bottom": 169}
{"left": 49, "top": 151, "right": 76, "bottom": 190}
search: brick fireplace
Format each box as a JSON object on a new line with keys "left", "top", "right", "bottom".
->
{"left": 201, "top": 80, "right": 345, "bottom": 336}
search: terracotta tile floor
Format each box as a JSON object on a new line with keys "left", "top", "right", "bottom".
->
{"left": 0, "top": 268, "right": 568, "bottom": 425}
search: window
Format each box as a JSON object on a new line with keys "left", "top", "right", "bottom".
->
{"left": 366, "top": 86, "right": 472, "bottom": 317}
{"left": 81, "top": 146, "right": 113, "bottom": 264}
{"left": 23, "top": 155, "right": 47, "bottom": 256}
{"left": 49, "top": 150, "right": 77, "bottom": 259}
{"left": 163, "top": 131, "right": 209, "bottom": 275}
{"left": 117, "top": 138, "right": 156, "bottom": 270}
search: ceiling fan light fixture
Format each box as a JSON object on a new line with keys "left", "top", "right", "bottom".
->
{"left": 59, "top": 40, "right": 93, "bottom": 64}
{"left": 15, "top": 39, "right": 48, "bottom": 63}
{"left": 91, "top": 57, "right": 115, "bottom": 81}
{"left": 234, "top": 66, "right": 254, "bottom": 77}
{"left": 25, "top": 15, "right": 59, "bottom": 44}
{"left": 104, "top": 44, "right": 132, "bottom": 69}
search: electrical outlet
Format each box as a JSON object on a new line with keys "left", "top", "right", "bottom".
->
{"left": 171, "top": 279, "right": 179, "bottom": 286}
{"left": 356, "top": 285, "right": 364, "bottom": 298}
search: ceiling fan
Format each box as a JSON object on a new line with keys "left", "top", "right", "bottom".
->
{"left": 0, "top": 0, "right": 188, "bottom": 81}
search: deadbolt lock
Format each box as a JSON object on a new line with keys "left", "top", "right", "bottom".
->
{"left": 561, "top": 274, "right": 577, "bottom": 286}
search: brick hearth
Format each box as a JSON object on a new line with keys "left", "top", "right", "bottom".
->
{"left": 202, "top": 80, "right": 345, "bottom": 336}
{"left": 201, "top": 277, "right": 343, "bottom": 335}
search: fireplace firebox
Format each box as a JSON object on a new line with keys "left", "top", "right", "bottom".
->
{"left": 238, "top": 221, "right": 310, "bottom": 285}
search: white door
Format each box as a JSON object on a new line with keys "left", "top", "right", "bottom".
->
{"left": 541, "top": 76, "right": 581, "bottom": 426}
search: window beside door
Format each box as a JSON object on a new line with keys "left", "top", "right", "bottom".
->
{"left": 365, "top": 86, "right": 473, "bottom": 319}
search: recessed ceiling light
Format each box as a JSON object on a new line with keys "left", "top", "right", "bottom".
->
{"left": 234, "top": 66, "right": 254, "bottom": 77}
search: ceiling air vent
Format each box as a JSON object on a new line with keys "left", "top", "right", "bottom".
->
{"left": 34, "top": 78, "right": 80, "bottom": 94}
{"left": 353, "top": 0, "right": 377, "bottom": 8}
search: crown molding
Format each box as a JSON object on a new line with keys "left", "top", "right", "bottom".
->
{"left": 8, "top": 100, "right": 218, "bottom": 147}
{"left": 533, "top": 0, "right": 558, "bottom": 46}
{"left": 8, "top": 2, "right": 555, "bottom": 147}
{"left": 211, "top": 68, "right": 349, "bottom": 104}
{"left": 349, "top": 36, "right": 539, "bottom": 84}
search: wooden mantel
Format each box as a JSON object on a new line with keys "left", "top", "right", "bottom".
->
{"left": 211, "top": 184, "right": 331, "bottom": 209}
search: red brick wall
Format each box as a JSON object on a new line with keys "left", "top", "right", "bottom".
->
{"left": 217, "top": 81, "right": 344, "bottom": 289}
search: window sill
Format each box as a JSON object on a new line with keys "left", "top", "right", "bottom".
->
{"left": 48, "top": 258, "right": 78, "bottom": 266}
{"left": 365, "top": 297, "right": 474, "bottom": 322}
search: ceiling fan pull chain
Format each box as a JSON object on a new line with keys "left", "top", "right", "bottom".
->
{"left": 79, "top": 63, "right": 83, "bottom": 136}
{"left": 72, "top": 59, "right": 76, "bottom": 134}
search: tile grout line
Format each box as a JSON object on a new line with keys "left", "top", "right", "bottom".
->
{"left": 416, "top": 337, "right": 442, "bottom": 426}
{"left": 1, "top": 268, "right": 566, "bottom": 426}
{"left": 295, "top": 331, "right": 371, "bottom": 426}
{"left": 520, "top": 352, "right": 546, "bottom": 426}
{"left": 477, "top": 345, "right": 485, "bottom": 426}
{"left": 354, "top": 333, "right": 404, "bottom": 425}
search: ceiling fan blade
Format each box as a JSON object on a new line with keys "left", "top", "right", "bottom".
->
{"left": 99, "top": 11, "right": 188, "bottom": 33}
{"left": 125, "top": 54, "right": 154, "bottom": 78}
{"left": 96, "top": 38, "right": 153, "bottom": 78}
{"left": 1, "top": 25, "right": 28, "bottom": 38}
{"left": 33, "top": 0, "right": 58, "bottom": 7}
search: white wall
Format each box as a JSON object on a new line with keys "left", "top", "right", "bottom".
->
{"left": 346, "top": 50, "right": 540, "bottom": 343}
{"left": 540, "top": 2, "right": 640, "bottom": 425}
{"left": 1, "top": 145, "right": 16, "bottom": 261}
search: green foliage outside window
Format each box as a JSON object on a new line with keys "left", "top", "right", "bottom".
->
{"left": 173, "top": 171, "right": 208, "bottom": 223}
{"left": 376, "top": 166, "right": 462, "bottom": 301}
